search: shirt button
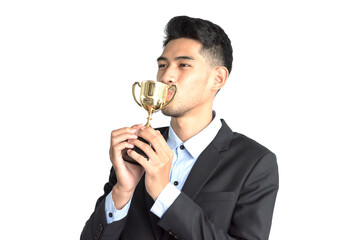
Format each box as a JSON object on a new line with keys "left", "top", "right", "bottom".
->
{"left": 180, "top": 145, "right": 185, "bottom": 150}
{"left": 108, "top": 212, "right": 113, "bottom": 218}
{"left": 174, "top": 181, "right": 179, "bottom": 186}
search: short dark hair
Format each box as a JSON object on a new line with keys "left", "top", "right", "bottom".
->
{"left": 163, "top": 16, "right": 233, "bottom": 74}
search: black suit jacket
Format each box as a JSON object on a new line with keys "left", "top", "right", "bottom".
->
{"left": 81, "top": 120, "right": 279, "bottom": 240}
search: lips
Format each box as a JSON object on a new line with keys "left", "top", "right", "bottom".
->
{"left": 166, "top": 87, "right": 176, "bottom": 102}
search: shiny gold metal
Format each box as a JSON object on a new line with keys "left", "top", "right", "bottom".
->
{"left": 132, "top": 80, "right": 177, "bottom": 127}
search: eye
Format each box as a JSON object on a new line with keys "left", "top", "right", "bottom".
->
{"left": 179, "top": 63, "right": 190, "bottom": 68}
{"left": 158, "top": 64, "right": 167, "bottom": 69}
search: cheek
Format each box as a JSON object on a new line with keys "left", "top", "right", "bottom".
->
{"left": 156, "top": 71, "right": 161, "bottom": 81}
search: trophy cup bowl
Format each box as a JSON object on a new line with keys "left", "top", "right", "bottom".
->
{"left": 124, "top": 81, "right": 177, "bottom": 164}
{"left": 132, "top": 80, "right": 177, "bottom": 127}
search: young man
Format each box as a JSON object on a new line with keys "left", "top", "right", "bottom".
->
{"left": 81, "top": 16, "right": 278, "bottom": 240}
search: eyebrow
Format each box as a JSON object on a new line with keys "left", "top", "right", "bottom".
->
{"left": 157, "top": 56, "right": 195, "bottom": 62}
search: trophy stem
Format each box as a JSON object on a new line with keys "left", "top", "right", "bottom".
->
{"left": 145, "top": 108, "right": 154, "bottom": 127}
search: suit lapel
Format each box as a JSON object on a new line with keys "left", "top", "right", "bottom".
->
{"left": 182, "top": 119, "right": 233, "bottom": 200}
{"left": 181, "top": 145, "right": 222, "bottom": 199}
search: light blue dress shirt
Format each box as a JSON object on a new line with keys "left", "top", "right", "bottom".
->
{"left": 105, "top": 112, "right": 222, "bottom": 224}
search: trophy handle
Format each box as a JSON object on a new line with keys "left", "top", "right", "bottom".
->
{"left": 163, "top": 85, "right": 177, "bottom": 108}
{"left": 132, "top": 82, "right": 142, "bottom": 107}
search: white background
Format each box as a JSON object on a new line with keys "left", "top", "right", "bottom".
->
{"left": 1, "top": 0, "right": 359, "bottom": 239}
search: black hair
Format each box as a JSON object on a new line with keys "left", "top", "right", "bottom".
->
{"left": 163, "top": 16, "right": 233, "bottom": 74}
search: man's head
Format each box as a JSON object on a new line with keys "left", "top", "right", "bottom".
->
{"left": 158, "top": 16, "right": 232, "bottom": 119}
{"left": 163, "top": 16, "right": 233, "bottom": 75}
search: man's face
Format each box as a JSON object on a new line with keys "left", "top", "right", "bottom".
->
{"left": 157, "top": 38, "right": 215, "bottom": 118}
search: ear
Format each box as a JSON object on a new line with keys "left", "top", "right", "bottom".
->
{"left": 211, "top": 66, "right": 228, "bottom": 92}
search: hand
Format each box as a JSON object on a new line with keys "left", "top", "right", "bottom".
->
{"left": 109, "top": 124, "right": 145, "bottom": 209}
{"left": 127, "top": 127, "right": 174, "bottom": 200}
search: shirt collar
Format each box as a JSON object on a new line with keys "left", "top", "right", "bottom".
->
{"left": 167, "top": 124, "right": 182, "bottom": 150}
{"left": 167, "top": 111, "right": 222, "bottom": 159}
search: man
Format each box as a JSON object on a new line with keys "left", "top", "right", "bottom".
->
{"left": 81, "top": 16, "right": 278, "bottom": 240}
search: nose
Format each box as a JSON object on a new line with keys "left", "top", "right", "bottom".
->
{"left": 158, "top": 66, "right": 176, "bottom": 85}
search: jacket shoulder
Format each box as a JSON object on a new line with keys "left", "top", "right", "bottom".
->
{"left": 217, "top": 119, "right": 274, "bottom": 157}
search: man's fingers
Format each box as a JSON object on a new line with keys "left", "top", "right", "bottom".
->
{"left": 111, "top": 127, "right": 134, "bottom": 137}
{"left": 128, "top": 138, "right": 158, "bottom": 161}
{"left": 110, "top": 125, "right": 144, "bottom": 148}
{"left": 136, "top": 128, "right": 164, "bottom": 149}
{"left": 131, "top": 124, "right": 144, "bottom": 129}
{"left": 111, "top": 133, "right": 138, "bottom": 146}
{"left": 111, "top": 124, "right": 143, "bottom": 138}
{"left": 112, "top": 142, "right": 134, "bottom": 157}
{"left": 127, "top": 149, "right": 148, "bottom": 167}
{"left": 135, "top": 128, "right": 172, "bottom": 162}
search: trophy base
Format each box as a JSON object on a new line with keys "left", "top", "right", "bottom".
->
{"left": 123, "top": 137, "right": 150, "bottom": 165}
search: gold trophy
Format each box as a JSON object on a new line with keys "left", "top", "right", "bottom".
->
{"left": 132, "top": 80, "right": 177, "bottom": 127}
{"left": 124, "top": 80, "right": 176, "bottom": 164}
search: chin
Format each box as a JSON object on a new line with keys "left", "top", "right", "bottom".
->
{"left": 161, "top": 106, "right": 187, "bottom": 118}
{"left": 161, "top": 108, "right": 173, "bottom": 117}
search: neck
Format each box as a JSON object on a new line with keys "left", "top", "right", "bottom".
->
{"left": 170, "top": 108, "right": 213, "bottom": 142}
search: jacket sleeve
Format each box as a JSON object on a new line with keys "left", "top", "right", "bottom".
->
{"left": 80, "top": 167, "right": 127, "bottom": 240}
{"left": 157, "top": 152, "right": 279, "bottom": 240}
